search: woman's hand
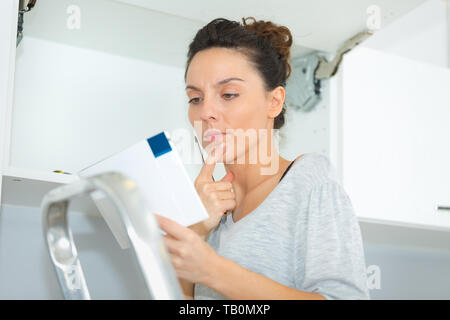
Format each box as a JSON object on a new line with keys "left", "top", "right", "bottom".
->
{"left": 154, "top": 214, "right": 221, "bottom": 285}
{"left": 192, "top": 139, "right": 236, "bottom": 238}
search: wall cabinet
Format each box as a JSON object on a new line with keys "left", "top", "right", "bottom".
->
{"left": 339, "top": 46, "right": 450, "bottom": 232}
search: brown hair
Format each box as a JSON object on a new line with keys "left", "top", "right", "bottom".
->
{"left": 185, "top": 17, "right": 293, "bottom": 130}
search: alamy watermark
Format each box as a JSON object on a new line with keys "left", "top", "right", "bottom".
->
{"left": 366, "top": 5, "right": 381, "bottom": 31}
{"left": 63, "top": 264, "right": 83, "bottom": 290}
{"left": 366, "top": 264, "right": 381, "bottom": 290}
{"left": 170, "top": 121, "right": 282, "bottom": 176}
{"left": 66, "top": 4, "right": 81, "bottom": 30}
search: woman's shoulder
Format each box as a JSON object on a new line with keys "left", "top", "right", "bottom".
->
{"left": 289, "top": 152, "right": 339, "bottom": 189}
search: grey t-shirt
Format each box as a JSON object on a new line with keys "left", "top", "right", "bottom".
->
{"left": 194, "top": 152, "right": 370, "bottom": 300}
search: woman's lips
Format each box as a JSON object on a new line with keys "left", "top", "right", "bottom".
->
{"left": 207, "top": 133, "right": 224, "bottom": 142}
{"left": 204, "top": 130, "right": 225, "bottom": 141}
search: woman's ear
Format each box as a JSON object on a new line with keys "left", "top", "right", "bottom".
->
{"left": 267, "top": 86, "right": 285, "bottom": 119}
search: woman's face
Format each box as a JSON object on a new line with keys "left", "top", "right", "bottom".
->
{"left": 185, "top": 47, "right": 284, "bottom": 164}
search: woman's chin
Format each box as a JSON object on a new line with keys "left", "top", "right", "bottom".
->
{"left": 222, "top": 152, "right": 246, "bottom": 165}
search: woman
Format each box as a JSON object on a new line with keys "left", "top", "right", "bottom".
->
{"left": 155, "top": 17, "right": 370, "bottom": 300}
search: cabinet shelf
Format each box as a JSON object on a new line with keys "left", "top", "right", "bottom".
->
{"left": 3, "top": 166, "right": 79, "bottom": 184}
{"left": 1, "top": 166, "right": 100, "bottom": 216}
{"left": 358, "top": 215, "right": 450, "bottom": 234}
{"left": 359, "top": 219, "right": 450, "bottom": 254}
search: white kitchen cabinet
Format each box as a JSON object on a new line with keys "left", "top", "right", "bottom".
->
{"left": 3, "top": 0, "right": 447, "bottom": 254}
{"left": 339, "top": 46, "right": 450, "bottom": 231}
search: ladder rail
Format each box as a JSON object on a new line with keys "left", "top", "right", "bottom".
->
{"left": 41, "top": 171, "right": 184, "bottom": 300}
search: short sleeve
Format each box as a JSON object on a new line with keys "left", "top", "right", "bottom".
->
{"left": 294, "top": 179, "right": 370, "bottom": 300}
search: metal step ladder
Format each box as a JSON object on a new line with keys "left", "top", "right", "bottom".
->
{"left": 41, "top": 171, "right": 185, "bottom": 299}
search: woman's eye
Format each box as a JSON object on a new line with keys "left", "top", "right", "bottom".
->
{"left": 188, "top": 94, "right": 238, "bottom": 104}
{"left": 188, "top": 97, "right": 201, "bottom": 104}
{"left": 223, "top": 93, "right": 239, "bottom": 100}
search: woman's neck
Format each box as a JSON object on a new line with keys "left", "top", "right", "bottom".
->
{"left": 224, "top": 146, "right": 291, "bottom": 221}
{"left": 223, "top": 140, "right": 290, "bottom": 201}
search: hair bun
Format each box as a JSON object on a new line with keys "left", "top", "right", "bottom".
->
{"left": 242, "top": 17, "right": 293, "bottom": 78}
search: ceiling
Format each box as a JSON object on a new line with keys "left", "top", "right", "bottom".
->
{"left": 115, "top": 0, "right": 427, "bottom": 54}
{"left": 22, "top": 0, "right": 427, "bottom": 68}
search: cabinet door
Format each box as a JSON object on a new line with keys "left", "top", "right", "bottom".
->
{"left": 341, "top": 46, "right": 450, "bottom": 229}
{"left": 0, "top": 0, "right": 19, "bottom": 205}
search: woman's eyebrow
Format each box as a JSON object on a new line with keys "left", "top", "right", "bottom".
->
{"left": 185, "top": 77, "right": 244, "bottom": 91}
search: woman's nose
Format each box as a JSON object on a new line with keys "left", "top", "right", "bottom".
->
{"left": 199, "top": 97, "right": 218, "bottom": 121}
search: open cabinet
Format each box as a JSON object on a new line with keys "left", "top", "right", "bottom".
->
{"left": 2, "top": 0, "right": 450, "bottom": 253}
{"left": 1, "top": 0, "right": 210, "bottom": 214}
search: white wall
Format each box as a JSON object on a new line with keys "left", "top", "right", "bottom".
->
{"left": 11, "top": 36, "right": 191, "bottom": 174}
{"left": 2, "top": 203, "right": 450, "bottom": 299}
{"left": 10, "top": 36, "right": 332, "bottom": 184}
{"left": 282, "top": 74, "right": 332, "bottom": 161}
{"left": 0, "top": 204, "right": 151, "bottom": 299}
{"left": 363, "top": 242, "right": 450, "bottom": 299}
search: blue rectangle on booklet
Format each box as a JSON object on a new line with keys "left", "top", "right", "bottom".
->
{"left": 147, "top": 132, "right": 172, "bottom": 158}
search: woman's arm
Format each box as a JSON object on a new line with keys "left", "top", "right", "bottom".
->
{"left": 178, "top": 278, "right": 194, "bottom": 300}
{"left": 156, "top": 214, "right": 325, "bottom": 300}
{"left": 205, "top": 255, "right": 326, "bottom": 300}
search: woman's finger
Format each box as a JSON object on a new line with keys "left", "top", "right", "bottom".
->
{"left": 216, "top": 191, "right": 235, "bottom": 200}
{"left": 162, "top": 235, "right": 180, "bottom": 254}
{"left": 212, "top": 181, "right": 233, "bottom": 191}
{"left": 221, "top": 199, "right": 237, "bottom": 211}
{"left": 154, "top": 213, "right": 192, "bottom": 241}
{"left": 169, "top": 252, "right": 182, "bottom": 269}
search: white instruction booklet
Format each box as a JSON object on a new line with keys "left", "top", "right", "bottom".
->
{"left": 77, "top": 131, "right": 209, "bottom": 248}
